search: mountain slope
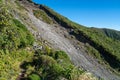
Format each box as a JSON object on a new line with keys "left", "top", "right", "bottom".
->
{"left": 20, "top": 0, "right": 120, "bottom": 79}
{"left": 0, "top": 0, "right": 120, "bottom": 80}
{"left": 102, "top": 28, "right": 120, "bottom": 40}
{"left": 38, "top": 4, "right": 120, "bottom": 71}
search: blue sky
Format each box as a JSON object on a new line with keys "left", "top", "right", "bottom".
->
{"left": 32, "top": 0, "right": 120, "bottom": 31}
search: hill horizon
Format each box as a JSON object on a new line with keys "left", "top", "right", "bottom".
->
{"left": 32, "top": 0, "right": 120, "bottom": 31}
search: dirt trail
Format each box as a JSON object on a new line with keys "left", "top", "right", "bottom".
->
{"left": 25, "top": 11, "right": 120, "bottom": 80}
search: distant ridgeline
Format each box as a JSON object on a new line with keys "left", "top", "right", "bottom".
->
{"left": 102, "top": 28, "right": 120, "bottom": 41}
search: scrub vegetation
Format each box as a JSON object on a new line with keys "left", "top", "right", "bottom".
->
{"left": 0, "top": 5, "right": 34, "bottom": 79}
{"left": 33, "top": 9, "right": 53, "bottom": 24}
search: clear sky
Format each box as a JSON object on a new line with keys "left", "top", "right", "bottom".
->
{"left": 32, "top": 0, "right": 120, "bottom": 31}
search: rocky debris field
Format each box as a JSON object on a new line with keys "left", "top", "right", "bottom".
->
{"left": 25, "top": 12, "right": 120, "bottom": 80}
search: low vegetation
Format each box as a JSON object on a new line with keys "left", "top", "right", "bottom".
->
{"left": 33, "top": 10, "right": 53, "bottom": 24}
{"left": 0, "top": 5, "right": 34, "bottom": 79}
{"left": 22, "top": 48, "right": 86, "bottom": 80}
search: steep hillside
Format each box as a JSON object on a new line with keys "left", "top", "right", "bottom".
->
{"left": 0, "top": 0, "right": 120, "bottom": 80}
{"left": 38, "top": 4, "right": 120, "bottom": 72}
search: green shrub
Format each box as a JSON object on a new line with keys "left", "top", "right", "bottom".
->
{"left": 32, "top": 55, "right": 64, "bottom": 79}
{"left": 55, "top": 51, "right": 69, "bottom": 59}
{"left": 39, "top": 55, "right": 57, "bottom": 67}
{"left": 24, "top": 50, "right": 84, "bottom": 80}
{"left": 0, "top": 6, "right": 11, "bottom": 29}
{"left": 28, "top": 74, "right": 41, "bottom": 80}
{"left": 0, "top": 6, "right": 35, "bottom": 79}
{"left": 33, "top": 10, "right": 53, "bottom": 24}
{"left": 13, "top": 19, "right": 27, "bottom": 31}
{"left": 0, "top": 8, "right": 34, "bottom": 50}
{"left": 13, "top": 19, "right": 34, "bottom": 48}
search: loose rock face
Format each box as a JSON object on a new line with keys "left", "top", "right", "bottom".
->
{"left": 23, "top": 8, "right": 119, "bottom": 80}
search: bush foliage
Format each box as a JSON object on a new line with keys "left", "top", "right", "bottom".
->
{"left": 0, "top": 5, "right": 34, "bottom": 79}
{"left": 23, "top": 49, "right": 84, "bottom": 80}
{"left": 33, "top": 10, "right": 53, "bottom": 24}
